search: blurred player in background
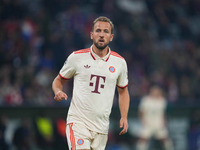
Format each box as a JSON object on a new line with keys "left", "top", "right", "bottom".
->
{"left": 52, "top": 16, "right": 130, "bottom": 150}
{"left": 136, "top": 85, "right": 174, "bottom": 150}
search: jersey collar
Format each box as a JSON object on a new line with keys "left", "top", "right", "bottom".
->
{"left": 90, "top": 45, "right": 111, "bottom": 62}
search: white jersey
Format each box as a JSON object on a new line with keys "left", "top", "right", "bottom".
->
{"left": 59, "top": 46, "right": 128, "bottom": 134}
{"left": 139, "top": 96, "right": 166, "bottom": 127}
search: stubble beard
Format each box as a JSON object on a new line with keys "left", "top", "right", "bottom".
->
{"left": 94, "top": 41, "right": 109, "bottom": 51}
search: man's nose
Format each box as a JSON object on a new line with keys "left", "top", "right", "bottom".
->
{"left": 99, "top": 32, "right": 104, "bottom": 37}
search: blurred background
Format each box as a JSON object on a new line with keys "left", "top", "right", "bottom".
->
{"left": 0, "top": 0, "right": 200, "bottom": 150}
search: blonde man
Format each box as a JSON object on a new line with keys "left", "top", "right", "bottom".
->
{"left": 52, "top": 16, "right": 130, "bottom": 150}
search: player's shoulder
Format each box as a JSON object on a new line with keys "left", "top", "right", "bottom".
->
{"left": 73, "top": 48, "right": 90, "bottom": 54}
{"left": 68, "top": 48, "right": 90, "bottom": 60}
{"left": 110, "top": 51, "right": 124, "bottom": 60}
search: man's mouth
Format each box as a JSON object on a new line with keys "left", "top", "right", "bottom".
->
{"left": 99, "top": 39, "right": 104, "bottom": 43}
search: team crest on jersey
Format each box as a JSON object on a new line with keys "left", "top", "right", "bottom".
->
{"left": 77, "top": 139, "right": 84, "bottom": 145}
{"left": 109, "top": 66, "right": 115, "bottom": 73}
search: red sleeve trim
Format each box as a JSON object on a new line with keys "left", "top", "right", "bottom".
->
{"left": 59, "top": 73, "right": 70, "bottom": 80}
{"left": 117, "top": 84, "right": 128, "bottom": 88}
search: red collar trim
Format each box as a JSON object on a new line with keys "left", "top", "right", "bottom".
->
{"left": 90, "top": 46, "right": 111, "bottom": 61}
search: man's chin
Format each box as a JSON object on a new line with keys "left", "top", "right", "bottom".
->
{"left": 94, "top": 43, "right": 107, "bottom": 50}
{"left": 97, "top": 46, "right": 106, "bottom": 50}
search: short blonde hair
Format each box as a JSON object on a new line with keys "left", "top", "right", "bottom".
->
{"left": 92, "top": 16, "right": 114, "bottom": 34}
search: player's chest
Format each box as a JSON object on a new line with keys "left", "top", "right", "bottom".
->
{"left": 75, "top": 59, "right": 120, "bottom": 80}
{"left": 146, "top": 101, "right": 164, "bottom": 113}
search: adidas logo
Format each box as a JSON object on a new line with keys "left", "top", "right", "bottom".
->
{"left": 84, "top": 65, "right": 91, "bottom": 68}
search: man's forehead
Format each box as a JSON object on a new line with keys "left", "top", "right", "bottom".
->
{"left": 94, "top": 21, "right": 111, "bottom": 29}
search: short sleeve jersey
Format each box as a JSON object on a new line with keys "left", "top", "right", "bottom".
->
{"left": 59, "top": 46, "right": 128, "bottom": 134}
{"left": 139, "top": 96, "right": 166, "bottom": 127}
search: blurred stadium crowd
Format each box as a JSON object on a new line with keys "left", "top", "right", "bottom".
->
{"left": 0, "top": 0, "right": 200, "bottom": 107}
{"left": 1, "top": 0, "right": 200, "bottom": 150}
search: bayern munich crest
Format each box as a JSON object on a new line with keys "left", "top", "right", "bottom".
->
{"left": 109, "top": 66, "right": 115, "bottom": 73}
{"left": 77, "top": 139, "right": 84, "bottom": 145}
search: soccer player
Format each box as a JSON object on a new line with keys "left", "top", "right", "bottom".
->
{"left": 52, "top": 16, "right": 130, "bottom": 150}
{"left": 136, "top": 85, "right": 174, "bottom": 150}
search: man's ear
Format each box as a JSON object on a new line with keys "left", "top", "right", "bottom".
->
{"left": 110, "top": 34, "right": 114, "bottom": 42}
{"left": 90, "top": 32, "right": 93, "bottom": 40}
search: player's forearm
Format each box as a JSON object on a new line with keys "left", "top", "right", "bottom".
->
{"left": 119, "top": 97, "right": 129, "bottom": 119}
{"left": 52, "top": 75, "right": 65, "bottom": 94}
{"left": 118, "top": 87, "right": 130, "bottom": 119}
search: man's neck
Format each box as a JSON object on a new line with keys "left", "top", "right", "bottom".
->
{"left": 92, "top": 45, "right": 109, "bottom": 58}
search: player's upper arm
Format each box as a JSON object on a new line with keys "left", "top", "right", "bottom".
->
{"left": 117, "top": 86, "right": 128, "bottom": 95}
{"left": 56, "top": 74, "right": 68, "bottom": 85}
{"left": 117, "top": 60, "right": 128, "bottom": 88}
{"left": 59, "top": 53, "right": 76, "bottom": 79}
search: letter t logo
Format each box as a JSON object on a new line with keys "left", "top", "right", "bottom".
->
{"left": 89, "top": 74, "right": 106, "bottom": 94}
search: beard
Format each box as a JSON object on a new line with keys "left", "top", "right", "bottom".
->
{"left": 93, "top": 40, "right": 109, "bottom": 50}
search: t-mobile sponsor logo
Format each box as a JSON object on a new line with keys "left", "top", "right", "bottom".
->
{"left": 89, "top": 74, "right": 106, "bottom": 94}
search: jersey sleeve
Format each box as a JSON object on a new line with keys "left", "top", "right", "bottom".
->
{"left": 117, "top": 59, "right": 128, "bottom": 88}
{"left": 59, "top": 53, "right": 76, "bottom": 79}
